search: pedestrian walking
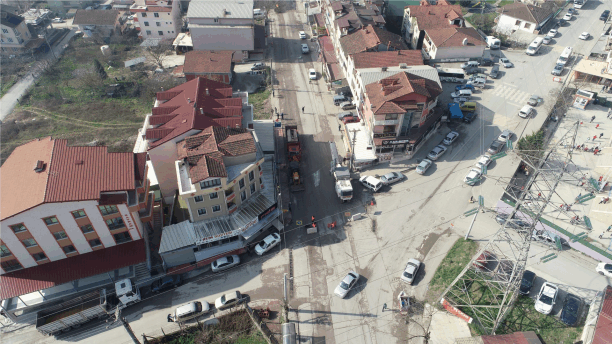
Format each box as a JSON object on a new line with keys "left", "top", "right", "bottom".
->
{"left": 608, "top": 225, "right": 612, "bottom": 232}
{"left": 594, "top": 135, "right": 598, "bottom": 140}
{"left": 276, "top": 112, "right": 279, "bottom": 120}
{"left": 302, "top": 106, "right": 305, "bottom": 113}
{"left": 272, "top": 89, "right": 275, "bottom": 97}
{"left": 311, "top": 215, "right": 315, "bottom": 222}
{"left": 601, "top": 133, "right": 605, "bottom": 138}
{"left": 275, "top": 107, "right": 278, "bottom": 114}
{"left": 382, "top": 303, "right": 388, "bottom": 312}
{"left": 600, "top": 176, "right": 604, "bottom": 182}
{"left": 338, "top": 124, "right": 342, "bottom": 131}
{"left": 600, "top": 232, "right": 605, "bottom": 239}
{"left": 595, "top": 149, "right": 599, "bottom": 155}
{"left": 288, "top": 202, "right": 292, "bottom": 211}
{"left": 596, "top": 124, "right": 600, "bottom": 129}
{"left": 592, "top": 115, "right": 596, "bottom": 123}
{"left": 581, "top": 121, "right": 584, "bottom": 125}
{"left": 601, "top": 197, "right": 607, "bottom": 204}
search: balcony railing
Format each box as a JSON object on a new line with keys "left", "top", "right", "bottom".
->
{"left": 225, "top": 191, "right": 235, "bottom": 202}
{"left": 227, "top": 203, "right": 237, "bottom": 214}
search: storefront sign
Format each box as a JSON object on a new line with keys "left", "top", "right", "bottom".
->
{"left": 258, "top": 203, "right": 278, "bottom": 221}
{"left": 373, "top": 132, "right": 396, "bottom": 139}
{"left": 440, "top": 298, "right": 473, "bottom": 323}
{"left": 382, "top": 139, "right": 410, "bottom": 145}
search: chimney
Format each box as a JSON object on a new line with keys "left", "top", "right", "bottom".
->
{"left": 34, "top": 160, "right": 45, "bottom": 172}
{"left": 193, "top": 101, "right": 197, "bottom": 109}
{"left": 200, "top": 108, "right": 204, "bottom": 114}
{"left": 462, "top": 38, "right": 468, "bottom": 46}
{"left": 187, "top": 98, "right": 191, "bottom": 103}
{"left": 206, "top": 88, "right": 210, "bottom": 96}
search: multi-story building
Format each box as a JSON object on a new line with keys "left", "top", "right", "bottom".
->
{"left": 47, "top": 1, "right": 98, "bottom": 16}
{"left": 0, "top": 137, "right": 153, "bottom": 321}
{"left": 130, "top": 0, "right": 182, "bottom": 40}
{"left": 0, "top": 11, "right": 34, "bottom": 55}
{"left": 183, "top": 50, "right": 234, "bottom": 83}
{"left": 402, "top": 2, "right": 464, "bottom": 49}
{"left": 495, "top": 2, "right": 558, "bottom": 35}
{"left": 133, "top": 77, "right": 251, "bottom": 203}
{"left": 323, "top": 0, "right": 385, "bottom": 49}
{"left": 186, "top": 0, "right": 254, "bottom": 61}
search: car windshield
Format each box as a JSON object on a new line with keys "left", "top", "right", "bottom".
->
{"left": 226, "top": 256, "right": 233, "bottom": 263}
{"left": 258, "top": 240, "right": 266, "bottom": 247}
{"left": 220, "top": 295, "right": 226, "bottom": 303}
{"left": 339, "top": 281, "right": 349, "bottom": 290}
{"left": 521, "top": 278, "right": 532, "bottom": 288}
{"left": 605, "top": 264, "right": 612, "bottom": 270}
{"left": 539, "top": 294, "right": 553, "bottom": 305}
{"left": 403, "top": 271, "right": 413, "bottom": 278}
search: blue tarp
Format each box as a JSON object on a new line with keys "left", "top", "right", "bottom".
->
{"left": 448, "top": 103, "right": 463, "bottom": 120}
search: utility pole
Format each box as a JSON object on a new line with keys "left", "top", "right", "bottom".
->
{"left": 348, "top": 129, "right": 358, "bottom": 171}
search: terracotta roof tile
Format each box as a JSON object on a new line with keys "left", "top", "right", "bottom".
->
{"left": 481, "top": 331, "right": 541, "bottom": 344}
{"left": 183, "top": 51, "right": 234, "bottom": 75}
{"left": 332, "top": 1, "right": 385, "bottom": 32}
{"left": 340, "top": 25, "right": 407, "bottom": 56}
{"left": 426, "top": 27, "right": 486, "bottom": 48}
{"left": 73, "top": 9, "right": 120, "bottom": 26}
{"left": 365, "top": 72, "right": 442, "bottom": 115}
{"left": 594, "top": 286, "right": 612, "bottom": 344}
{"left": 352, "top": 50, "right": 423, "bottom": 69}
{"left": 405, "top": 4, "right": 463, "bottom": 30}
{"left": 499, "top": 2, "right": 558, "bottom": 24}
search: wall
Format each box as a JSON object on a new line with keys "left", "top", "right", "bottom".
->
{"left": 190, "top": 26, "right": 254, "bottom": 51}
{"left": 137, "top": 5, "right": 180, "bottom": 39}
{"left": 496, "top": 15, "right": 537, "bottom": 34}
{"left": 0, "top": 21, "right": 31, "bottom": 53}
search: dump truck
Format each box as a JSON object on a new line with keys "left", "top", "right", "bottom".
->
{"left": 289, "top": 161, "right": 305, "bottom": 192}
{"left": 286, "top": 125, "right": 302, "bottom": 162}
{"left": 36, "top": 278, "right": 141, "bottom": 336}
{"left": 329, "top": 142, "right": 353, "bottom": 202}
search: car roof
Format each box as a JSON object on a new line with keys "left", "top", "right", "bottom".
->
{"left": 302, "top": 43, "right": 308, "bottom": 47}
{"left": 541, "top": 283, "right": 557, "bottom": 296}
{"left": 309, "top": 68, "right": 315, "bottom": 72}
{"left": 343, "top": 272, "right": 357, "bottom": 282}
{"left": 407, "top": 258, "right": 421, "bottom": 266}
{"left": 523, "top": 270, "right": 535, "bottom": 279}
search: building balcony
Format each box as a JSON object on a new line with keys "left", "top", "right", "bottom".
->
{"left": 225, "top": 190, "right": 235, "bottom": 202}
{"left": 227, "top": 203, "right": 237, "bottom": 214}
{"left": 374, "top": 119, "right": 399, "bottom": 126}
{"left": 138, "top": 192, "right": 154, "bottom": 223}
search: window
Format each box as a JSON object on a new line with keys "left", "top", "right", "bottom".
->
{"left": 10, "top": 224, "right": 26, "bottom": 233}
{"left": 99, "top": 205, "right": 119, "bottom": 215}
{"left": 197, "top": 208, "right": 206, "bottom": 216}
{"left": 210, "top": 192, "right": 219, "bottom": 200}
{"left": 212, "top": 205, "right": 221, "bottom": 212}
{"left": 385, "top": 114, "right": 398, "bottom": 120}
{"left": 240, "top": 190, "right": 247, "bottom": 201}
{"left": 32, "top": 253, "right": 47, "bottom": 261}
{"left": 158, "top": 31, "right": 163, "bottom": 36}
{"left": 89, "top": 238, "right": 102, "bottom": 248}
{"left": 144, "top": 21, "right": 149, "bottom": 26}
{"left": 142, "top": 13, "right": 147, "bottom": 17}
{"left": 1, "top": 260, "right": 22, "bottom": 272}
{"left": 106, "top": 217, "right": 126, "bottom": 230}
{"left": 156, "top": 22, "right": 161, "bottom": 26}
{"left": 515, "top": 20, "right": 521, "bottom": 25}
{"left": 22, "top": 238, "right": 37, "bottom": 248}
{"left": 250, "top": 183, "right": 256, "bottom": 194}
{"left": 249, "top": 170, "right": 254, "bottom": 181}
{"left": 113, "top": 232, "right": 132, "bottom": 244}
{"left": 200, "top": 178, "right": 221, "bottom": 190}
{"left": 524, "top": 23, "right": 531, "bottom": 29}
{"left": 0, "top": 38, "right": 3, "bottom": 43}
{"left": 72, "top": 210, "right": 86, "bottom": 219}
{"left": 77, "top": 226, "right": 94, "bottom": 237}
{"left": 0, "top": 245, "right": 11, "bottom": 258}
{"left": 214, "top": 18, "right": 219, "bottom": 23}
{"left": 53, "top": 231, "right": 68, "bottom": 240}
{"left": 17, "top": 37, "right": 23, "bottom": 44}
{"left": 44, "top": 216, "right": 59, "bottom": 226}
{"left": 239, "top": 178, "right": 245, "bottom": 189}
{"left": 146, "top": 30, "right": 152, "bottom": 35}
{"left": 258, "top": 165, "right": 262, "bottom": 172}
{"left": 194, "top": 195, "right": 204, "bottom": 202}
{"left": 154, "top": 12, "right": 159, "bottom": 17}
{"left": 1, "top": 28, "right": 8, "bottom": 34}
{"left": 62, "top": 245, "right": 76, "bottom": 254}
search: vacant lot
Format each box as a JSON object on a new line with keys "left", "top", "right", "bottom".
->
{"left": 426, "top": 238, "right": 479, "bottom": 301}
{"left": 1, "top": 35, "right": 181, "bottom": 163}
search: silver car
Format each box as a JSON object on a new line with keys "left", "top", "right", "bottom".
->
{"left": 334, "top": 271, "right": 360, "bottom": 298}
{"left": 416, "top": 159, "right": 433, "bottom": 175}
{"left": 211, "top": 255, "right": 240, "bottom": 272}
{"left": 427, "top": 145, "right": 447, "bottom": 161}
{"left": 499, "top": 58, "right": 513, "bottom": 68}
{"left": 401, "top": 259, "right": 421, "bottom": 284}
{"left": 443, "top": 131, "right": 459, "bottom": 145}
{"left": 380, "top": 172, "right": 404, "bottom": 185}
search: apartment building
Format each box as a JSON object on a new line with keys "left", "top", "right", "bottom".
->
{"left": 323, "top": 0, "right": 385, "bottom": 49}
{"left": 402, "top": 3, "right": 464, "bottom": 49}
{"left": 0, "top": 11, "right": 35, "bottom": 55}
{"left": 0, "top": 138, "right": 153, "bottom": 320}
{"left": 131, "top": 0, "right": 182, "bottom": 40}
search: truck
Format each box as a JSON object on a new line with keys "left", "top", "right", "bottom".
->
{"left": 330, "top": 142, "right": 353, "bottom": 202}
{"left": 486, "top": 36, "right": 500, "bottom": 49}
{"left": 286, "top": 125, "right": 302, "bottom": 162}
{"left": 35, "top": 279, "right": 141, "bottom": 336}
{"left": 289, "top": 161, "right": 305, "bottom": 192}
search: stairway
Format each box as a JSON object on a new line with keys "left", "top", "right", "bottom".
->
{"left": 133, "top": 263, "right": 151, "bottom": 284}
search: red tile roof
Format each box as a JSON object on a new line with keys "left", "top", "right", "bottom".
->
{"left": 73, "top": 9, "right": 120, "bottom": 26}
{"left": 339, "top": 25, "right": 407, "bottom": 56}
{"left": 183, "top": 51, "right": 234, "bottom": 75}
{"left": 319, "top": 36, "right": 338, "bottom": 63}
{"left": 352, "top": 50, "right": 423, "bottom": 69}
{"left": 426, "top": 27, "right": 486, "bottom": 48}
{"left": 146, "top": 77, "right": 243, "bottom": 149}
{"left": 0, "top": 240, "right": 146, "bottom": 300}
{"left": 365, "top": 72, "right": 442, "bottom": 115}
{"left": 481, "top": 331, "right": 541, "bottom": 344}
{"left": 594, "top": 286, "right": 612, "bottom": 344}
{"left": 405, "top": 4, "right": 463, "bottom": 30}
{"left": 1, "top": 138, "right": 141, "bottom": 220}
{"left": 176, "top": 127, "right": 256, "bottom": 183}
{"left": 498, "top": 2, "right": 558, "bottom": 24}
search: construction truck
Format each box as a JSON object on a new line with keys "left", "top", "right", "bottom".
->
{"left": 329, "top": 142, "right": 353, "bottom": 202}
{"left": 289, "top": 161, "right": 305, "bottom": 192}
{"left": 286, "top": 125, "right": 302, "bottom": 162}
{"left": 35, "top": 278, "right": 141, "bottom": 336}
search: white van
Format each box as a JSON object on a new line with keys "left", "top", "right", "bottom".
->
{"left": 301, "top": 44, "right": 309, "bottom": 54}
{"left": 170, "top": 301, "right": 210, "bottom": 323}
{"left": 467, "top": 78, "right": 486, "bottom": 88}
{"left": 359, "top": 176, "right": 383, "bottom": 192}
{"left": 451, "top": 89, "right": 473, "bottom": 98}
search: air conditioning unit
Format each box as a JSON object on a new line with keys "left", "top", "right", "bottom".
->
{"left": 399, "top": 63, "right": 408, "bottom": 69}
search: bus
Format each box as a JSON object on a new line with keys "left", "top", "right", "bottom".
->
{"left": 525, "top": 37, "right": 543, "bottom": 56}
{"left": 557, "top": 46, "right": 573, "bottom": 65}
{"left": 574, "top": 0, "right": 585, "bottom": 9}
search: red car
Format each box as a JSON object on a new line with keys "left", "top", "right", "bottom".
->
{"left": 473, "top": 251, "right": 495, "bottom": 271}
{"left": 342, "top": 116, "right": 360, "bottom": 124}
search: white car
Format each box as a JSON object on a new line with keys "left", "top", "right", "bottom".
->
{"left": 518, "top": 105, "right": 534, "bottom": 118}
{"left": 475, "top": 155, "right": 491, "bottom": 169}
{"left": 416, "top": 159, "right": 433, "bottom": 175}
{"left": 359, "top": 175, "right": 383, "bottom": 192}
{"left": 535, "top": 282, "right": 558, "bottom": 314}
{"left": 498, "top": 129, "right": 513, "bottom": 142}
{"left": 334, "top": 271, "right": 360, "bottom": 298}
{"left": 380, "top": 172, "right": 404, "bottom": 185}
{"left": 52, "top": 18, "right": 64, "bottom": 23}
{"left": 427, "top": 145, "right": 447, "bottom": 161}
{"left": 443, "top": 131, "right": 459, "bottom": 145}
{"left": 299, "top": 31, "right": 306, "bottom": 39}
{"left": 579, "top": 32, "right": 590, "bottom": 40}
{"left": 309, "top": 69, "right": 316, "bottom": 80}
{"left": 499, "top": 58, "right": 513, "bottom": 68}
{"left": 401, "top": 259, "right": 421, "bottom": 284}
{"left": 563, "top": 13, "right": 572, "bottom": 20}
{"left": 542, "top": 36, "right": 552, "bottom": 45}
{"left": 596, "top": 262, "right": 612, "bottom": 277}
{"left": 464, "top": 168, "right": 482, "bottom": 186}
{"left": 254, "top": 233, "right": 281, "bottom": 255}
{"left": 211, "top": 255, "right": 240, "bottom": 272}
{"left": 301, "top": 44, "right": 309, "bottom": 54}
{"left": 452, "top": 97, "right": 469, "bottom": 104}
{"left": 215, "top": 291, "right": 242, "bottom": 310}
{"left": 547, "top": 29, "right": 558, "bottom": 38}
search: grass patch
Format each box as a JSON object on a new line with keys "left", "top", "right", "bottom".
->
{"left": 1, "top": 75, "right": 18, "bottom": 98}
{"left": 426, "top": 238, "right": 479, "bottom": 300}
{"left": 498, "top": 0, "right": 513, "bottom": 6}
{"left": 497, "top": 296, "right": 584, "bottom": 344}
{"left": 250, "top": 88, "right": 272, "bottom": 120}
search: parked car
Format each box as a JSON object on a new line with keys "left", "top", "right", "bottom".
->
{"left": 475, "top": 155, "right": 491, "bottom": 169}
{"left": 563, "top": 13, "right": 572, "bottom": 21}
{"left": 171, "top": 301, "right": 211, "bottom": 323}
{"left": 380, "top": 172, "right": 404, "bottom": 185}
{"left": 560, "top": 294, "right": 582, "bottom": 326}
{"left": 461, "top": 61, "right": 479, "bottom": 69}
{"left": 495, "top": 213, "right": 531, "bottom": 232}
{"left": 299, "top": 31, "right": 306, "bottom": 39}
{"left": 401, "top": 259, "right": 421, "bottom": 284}
{"left": 309, "top": 69, "right": 316, "bottom": 80}
{"left": 489, "top": 65, "right": 500, "bottom": 79}
{"left": 254, "top": 233, "right": 281, "bottom": 255}
{"left": 427, "top": 145, "right": 447, "bottom": 161}
{"left": 579, "top": 32, "right": 590, "bottom": 40}
{"left": 596, "top": 262, "right": 612, "bottom": 277}
{"left": 519, "top": 270, "right": 536, "bottom": 295}
{"left": 499, "top": 58, "right": 513, "bottom": 68}
{"left": 480, "top": 58, "right": 494, "bottom": 66}
{"left": 151, "top": 275, "right": 182, "bottom": 293}
{"left": 359, "top": 175, "right": 383, "bottom": 192}
{"left": 340, "top": 102, "right": 356, "bottom": 110}
{"left": 464, "top": 168, "right": 482, "bottom": 186}
{"left": 568, "top": 7, "right": 577, "bottom": 14}
{"left": 455, "top": 84, "right": 475, "bottom": 91}
{"left": 498, "top": 129, "right": 513, "bottom": 142}
{"left": 211, "top": 255, "right": 240, "bottom": 273}
{"left": 453, "top": 97, "right": 470, "bottom": 104}
{"left": 527, "top": 95, "right": 542, "bottom": 106}
{"left": 487, "top": 140, "right": 504, "bottom": 154}
{"left": 518, "top": 105, "right": 535, "bottom": 118}
{"left": 215, "top": 291, "right": 242, "bottom": 310}
{"left": 443, "top": 131, "right": 460, "bottom": 145}
{"left": 559, "top": 18, "right": 566, "bottom": 26}
{"left": 301, "top": 44, "right": 309, "bottom": 53}
{"left": 542, "top": 36, "right": 552, "bottom": 45}
{"left": 468, "top": 73, "right": 487, "bottom": 81}
{"left": 601, "top": 10, "right": 610, "bottom": 21}
{"left": 52, "top": 17, "right": 63, "bottom": 23}
{"left": 547, "top": 29, "right": 558, "bottom": 38}
{"left": 251, "top": 62, "right": 265, "bottom": 70}
{"left": 473, "top": 251, "right": 495, "bottom": 270}
{"left": 416, "top": 159, "right": 433, "bottom": 175}
{"left": 535, "top": 282, "right": 558, "bottom": 314}
{"left": 342, "top": 116, "right": 360, "bottom": 124}
{"left": 334, "top": 271, "right": 360, "bottom": 298}
{"left": 337, "top": 111, "right": 354, "bottom": 120}
{"left": 463, "top": 112, "right": 477, "bottom": 124}
{"left": 451, "top": 89, "right": 472, "bottom": 99}
{"left": 464, "top": 67, "right": 485, "bottom": 75}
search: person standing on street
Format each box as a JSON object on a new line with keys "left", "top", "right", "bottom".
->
{"left": 591, "top": 115, "right": 596, "bottom": 123}
{"left": 601, "top": 133, "right": 604, "bottom": 138}
{"left": 600, "top": 232, "right": 605, "bottom": 239}
{"left": 302, "top": 106, "right": 305, "bottom": 113}
{"left": 596, "top": 124, "right": 600, "bottom": 129}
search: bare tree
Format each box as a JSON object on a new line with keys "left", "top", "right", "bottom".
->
{"left": 404, "top": 300, "right": 445, "bottom": 344}
{"left": 144, "top": 40, "right": 173, "bottom": 68}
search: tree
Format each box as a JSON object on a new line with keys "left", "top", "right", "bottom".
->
{"left": 517, "top": 130, "right": 545, "bottom": 154}
{"left": 93, "top": 59, "right": 108, "bottom": 80}
{"left": 144, "top": 40, "right": 173, "bottom": 68}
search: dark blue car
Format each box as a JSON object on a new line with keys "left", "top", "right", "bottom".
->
{"left": 560, "top": 294, "right": 582, "bottom": 326}
{"left": 463, "top": 112, "right": 477, "bottom": 123}
{"left": 455, "top": 84, "right": 475, "bottom": 92}
{"left": 519, "top": 270, "right": 536, "bottom": 295}
{"left": 151, "top": 275, "right": 182, "bottom": 293}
